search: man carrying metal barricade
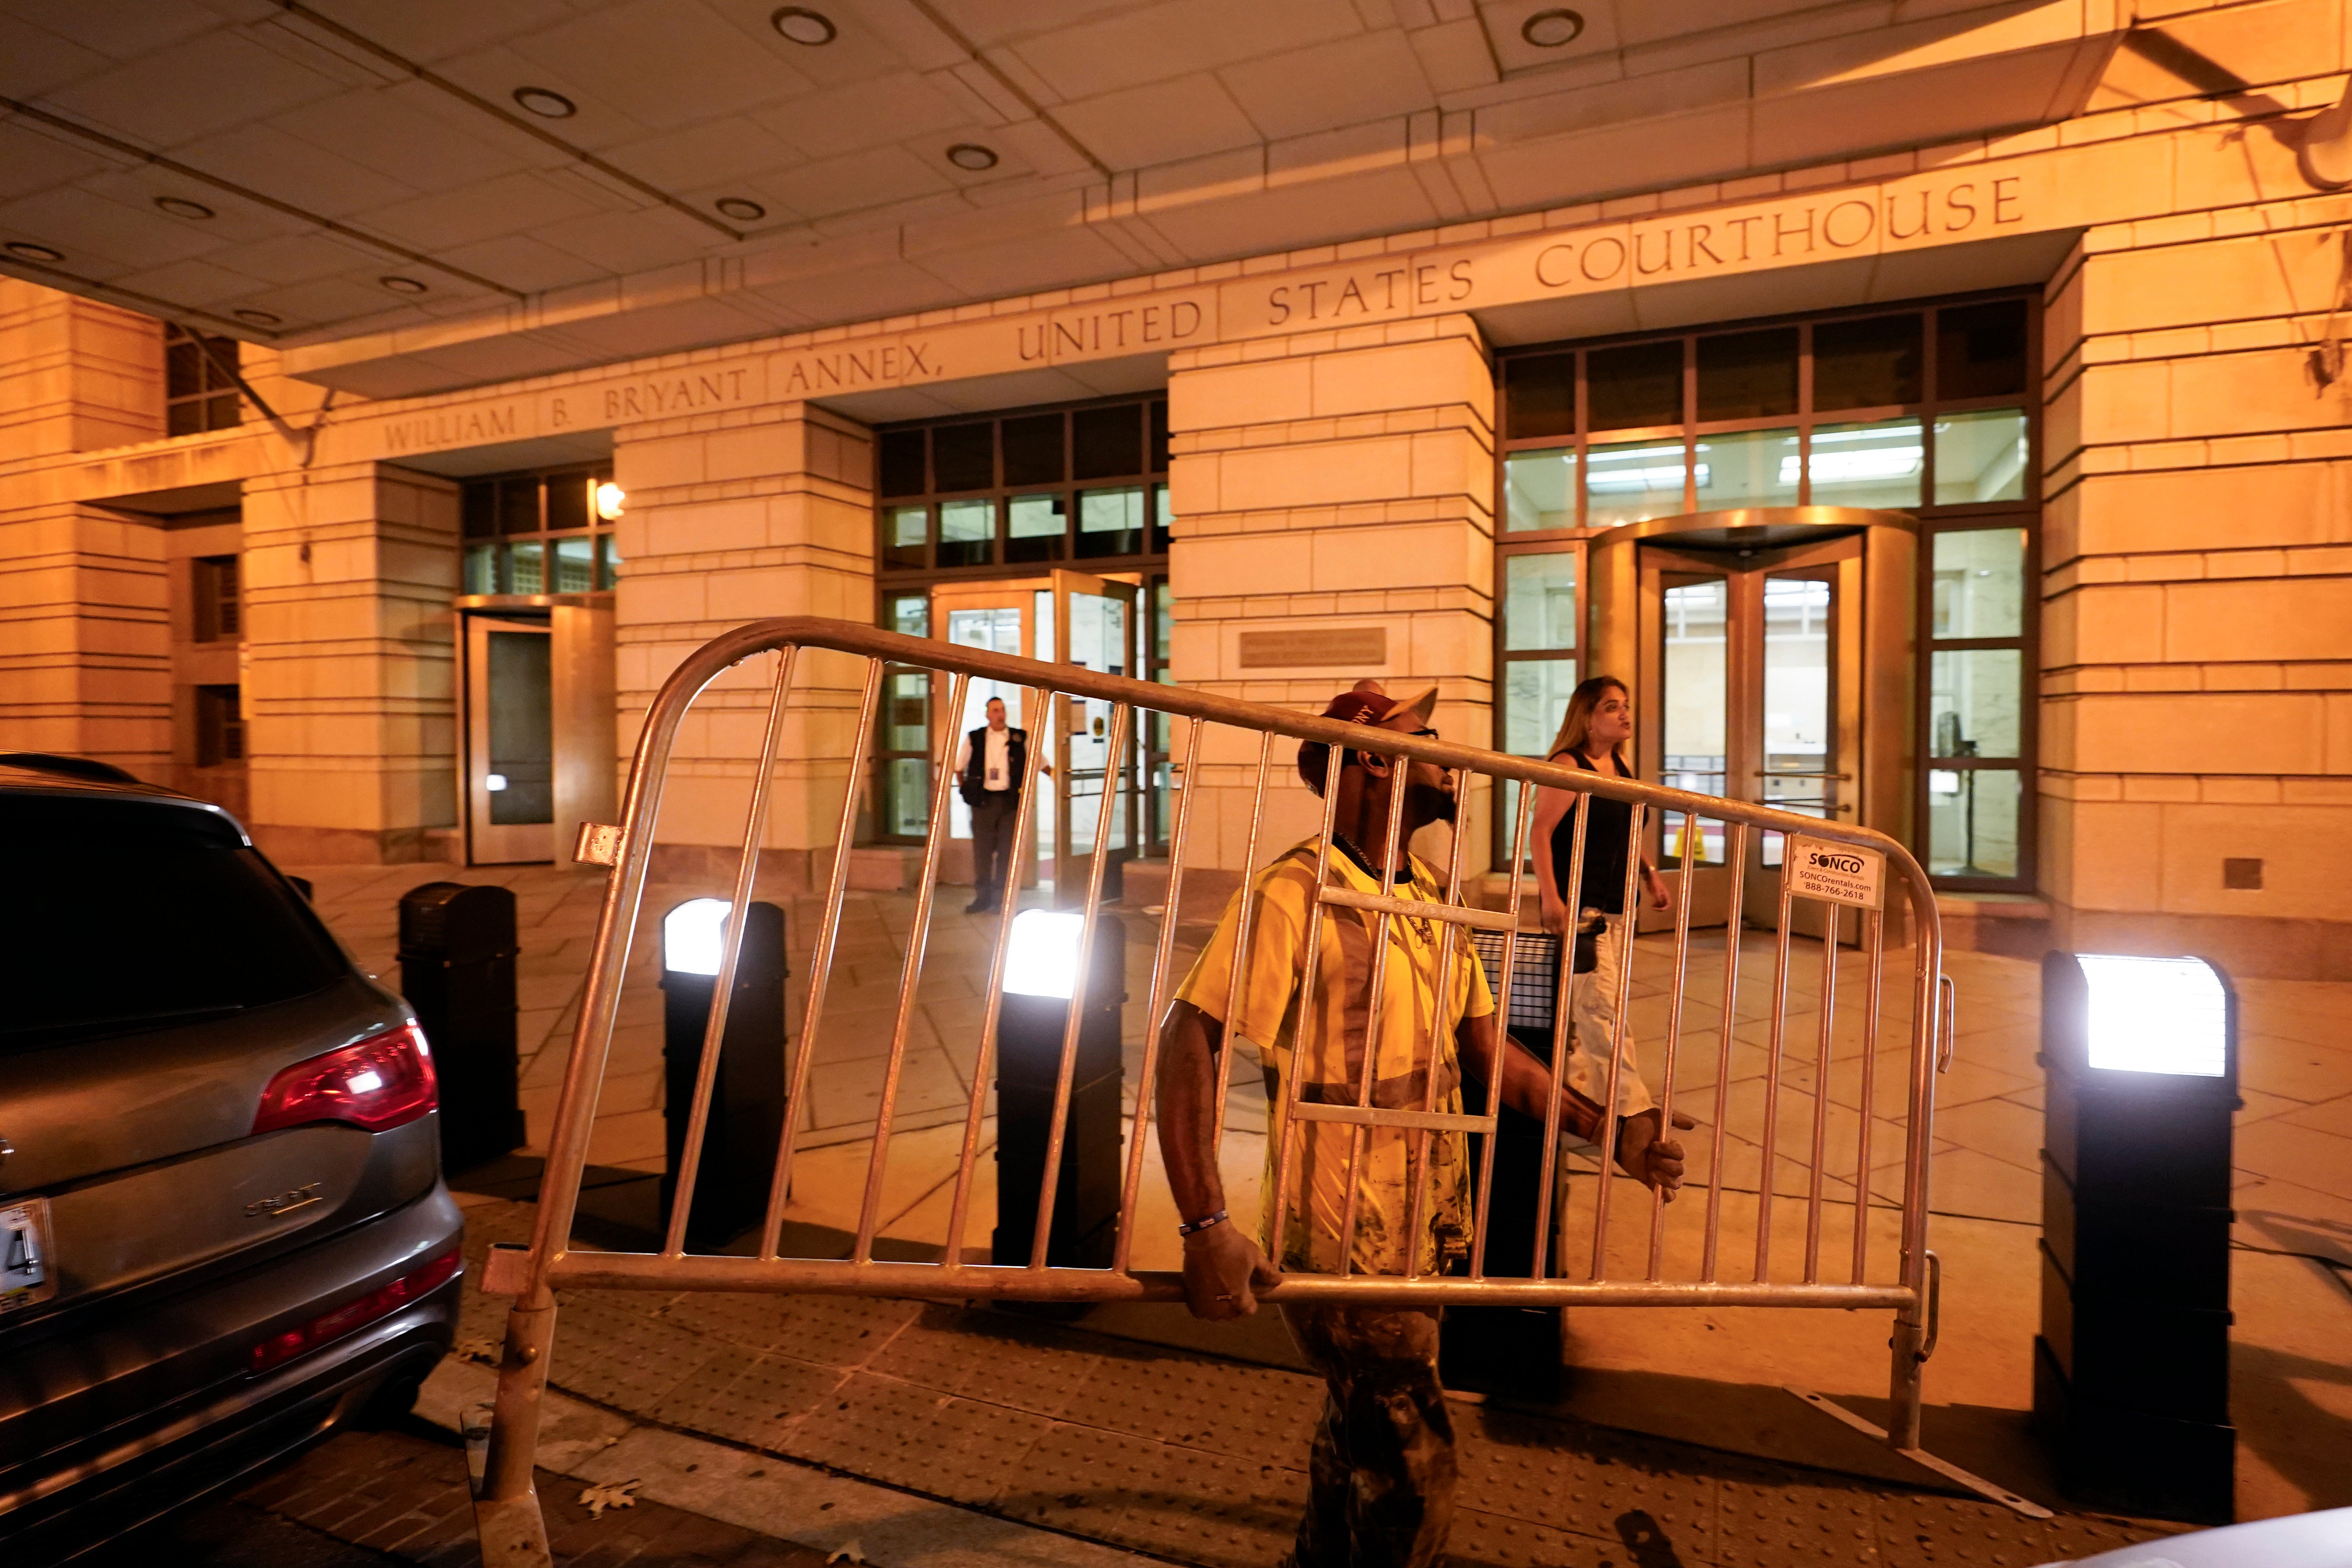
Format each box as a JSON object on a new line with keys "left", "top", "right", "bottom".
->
{"left": 468, "top": 619, "right": 2033, "bottom": 1568}
{"left": 1152, "top": 678, "right": 1695, "bottom": 1567}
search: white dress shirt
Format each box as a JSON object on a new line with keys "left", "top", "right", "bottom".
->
{"left": 955, "top": 726, "right": 1014, "bottom": 790}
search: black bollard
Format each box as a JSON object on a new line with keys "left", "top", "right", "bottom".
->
{"left": 397, "top": 882, "right": 523, "bottom": 1175}
{"left": 2034, "top": 951, "right": 2239, "bottom": 1524}
{"left": 659, "top": 898, "right": 788, "bottom": 1251}
{"left": 993, "top": 910, "right": 1124, "bottom": 1271}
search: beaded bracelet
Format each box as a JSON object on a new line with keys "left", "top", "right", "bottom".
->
{"left": 1176, "top": 1209, "right": 1229, "bottom": 1237}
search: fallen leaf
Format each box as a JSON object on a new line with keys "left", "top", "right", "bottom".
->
{"left": 825, "top": 1542, "right": 866, "bottom": 1565}
{"left": 579, "top": 1479, "right": 639, "bottom": 1519}
{"left": 455, "top": 1338, "right": 501, "bottom": 1363}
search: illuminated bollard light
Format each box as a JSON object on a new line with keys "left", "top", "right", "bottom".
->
{"left": 659, "top": 897, "right": 787, "bottom": 1250}
{"left": 993, "top": 909, "right": 1125, "bottom": 1272}
{"left": 2033, "top": 951, "right": 2238, "bottom": 1525}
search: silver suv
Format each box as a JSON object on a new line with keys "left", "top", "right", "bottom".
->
{"left": 0, "top": 755, "right": 464, "bottom": 1561}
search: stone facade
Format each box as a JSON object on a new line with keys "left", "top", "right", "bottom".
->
{"left": 240, "top": 463, "right": 461, "bottom": 864}
{"left": 613, "top": 400, "right": 876, "bottom": 890}
{"left": 4, "top": 9, "right": 2351, "bottom": 974}
{"left": 1169, "top": 314, "right": 1497, "bottom": 875}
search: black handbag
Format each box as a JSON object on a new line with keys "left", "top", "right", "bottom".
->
{"left": 1572, "top": 914, "right": 1602, "bottom": 975}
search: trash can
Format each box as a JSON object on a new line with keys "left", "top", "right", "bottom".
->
{"left": 397, "top": 882, "right": 523, "bottom": 1175}
{"left": 659, "top": 898, "right": 788, "bottom": 1250}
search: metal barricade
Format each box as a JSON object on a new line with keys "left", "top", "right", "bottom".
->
{"left": 471, "top": 617, "right": 2036, "bottom": 1561}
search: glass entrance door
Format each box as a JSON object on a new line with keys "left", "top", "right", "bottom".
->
{"left": 926, "top": 572, "right": 1141, "bottom": 902}
{"left": 465, "top": 612, "right": 554, "bottom": 864}
{"left": 1048, "top": 569, "right": 1140, "bottom": 903}
{"left": 1639, "top": 535, "right": 1862, "bottom": 930}
{"left": 934, "top": 582, "right": 1046, "bottom": 897}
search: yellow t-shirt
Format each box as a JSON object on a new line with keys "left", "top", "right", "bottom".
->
{"left": 1172, "top": 835, "right": 1495, "bottom": 1276}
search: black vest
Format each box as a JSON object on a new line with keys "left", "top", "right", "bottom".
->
{"left": 960, "top": 725, "right": 1027, "bottom": 804}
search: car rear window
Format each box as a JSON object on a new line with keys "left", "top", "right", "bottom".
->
{"left": 3, "top": 796, "right": 349, "bottom": 1049}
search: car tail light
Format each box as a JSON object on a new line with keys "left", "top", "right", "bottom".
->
{"left": 248, "top": 1244, "right": 463, "bottom": 1375}
{"left": 253, "top": 1023, "right": 437, "bottom": 1135}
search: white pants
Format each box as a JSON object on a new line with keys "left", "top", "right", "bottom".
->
{"left": 1563, "top": 911, "right": 1654, "bottom": 1124}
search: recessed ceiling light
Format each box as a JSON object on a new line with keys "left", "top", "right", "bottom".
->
{"left": 771, "top": 6, "right": 835, "bottom": 44}
{"left": 7, "top": 240, "right": 65, "bottom": 262}
{"left": 155, "top": 196, "right": 215, "bottom": 220}
{"left": 715, "top": 197, "right": 766, "bottom": 221}
{"left": 513, "top": 86, "right": 576, "bottom": 119}
{"left": 235, "top": 309, "right": 283, "bottom": 327}
{"left": 946, "top": 143, "right": 998, "bottom": 171}
{"left": 381, "top": 275, "right": 428, "bottom": 294}
{"left": 1521, "top": 7, "right": 1585, "bottom": 46}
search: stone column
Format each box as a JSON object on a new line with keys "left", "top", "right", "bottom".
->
{"left": 610, "top": 400, "right": 875, "bottom": 893}
{"left": 240, "top": 462, "right": 460, "bottom": 863}
{"left": 0, "top": 501, "right": 170, "bottom": 775}
{"left": 1166, "top": 314, "right": 1496, "bottom": 884}
{"left": 0, "top": 279, "right": 164, "bottom": 462}
{"left": 2040, "top": 171, "right": 2352, "bottom": 979}
{"left": 0, "top": 282, "right": 172, "bottom": 775}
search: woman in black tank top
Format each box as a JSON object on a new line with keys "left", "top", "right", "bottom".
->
{"left": 1524, "top": 674, "right": 1673, "bottom": 1151}
{"left": 1532, "top": 678, "right": 1669, "bottom": 929}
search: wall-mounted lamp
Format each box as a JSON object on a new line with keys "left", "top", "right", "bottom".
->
{"left": 595, "top": 482, "right": 626, "bottom": 521}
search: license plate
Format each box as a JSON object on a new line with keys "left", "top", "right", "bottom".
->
{"left": 1, "top": 1198, "right": 57, "bottom": 1316}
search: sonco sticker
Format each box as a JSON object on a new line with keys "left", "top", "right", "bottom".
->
{"left": 1786, "top": 837, "right": 1884, "bottom": 909}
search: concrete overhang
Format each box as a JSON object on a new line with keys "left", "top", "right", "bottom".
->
{"left": 0, "top": 0, "right": 2159, "bottom": 399}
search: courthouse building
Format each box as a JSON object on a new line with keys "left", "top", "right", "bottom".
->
{"left": 2, "top": 0, "right": 2348, "bottom": 976}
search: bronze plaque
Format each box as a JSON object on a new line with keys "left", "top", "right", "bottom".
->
{"left": 1236, "top": 627, "right": 1387, "bottom": 669}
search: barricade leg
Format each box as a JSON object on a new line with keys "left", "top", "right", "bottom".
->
{"left": 471, "top": 1294, "right": 557, "bottom": 1566}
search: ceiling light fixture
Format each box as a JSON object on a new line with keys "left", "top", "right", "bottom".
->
{"left": 6, "top": 240, "right": 64, "bottom": 263}
{"left": 715, "top": 197, "right": 766, "bottom": 221}
{"left": 771, "top": 6, "right": 836, "bottom": 44}
{"left": 381, "top": 275, "right": 428, "bottom": 294}
{"left": 513, "top": 86, "right": 576, "bottom": 119}
{"left": 946, "top": 143, "right": 998, "bottom": 171}
{"left": 155, "top": 196, "right": 215, "bottom": 220}
{"left": 235, "top": 309, "right": 283, "bottom": 327}
{"left": 1521, "top": 7, "right": 1586, "bottom": 46}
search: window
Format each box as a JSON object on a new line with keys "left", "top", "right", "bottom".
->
{"left": 195, "top": 684, "right": 245, "bottom": 767}
{"left": 1498, "top": 293, "right": 2039, "bottom": 889}
{"left": 5, "top": 797, "right": 344, "bottom": 1051}
{"left": 1925, "top": 526, "right": 2030, "bottom": 882}
{"left": 192, "top": 554, "right": 240, "bottom": 642}
{"left": 164, "top": 324, "right": 242, "bottom": 436}
{"left": 1495, "top": 547, "right": 1578, "bottom": 861}
{"left": 1144, "top": 574, "right": 1174, "bottom": 853}
{"left": 873, "top": 594, "right": 935, "bottom": 843}
{"left": 1498, "top": 298, "right": 2031, "bottom": 528}
{"left": 460, "top": 467, "right": 620, "bottom": 595}
{"left": 873, "top": 397, "right": 1169, "bottom": 577}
